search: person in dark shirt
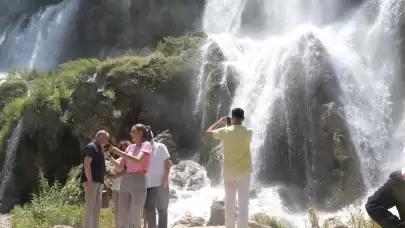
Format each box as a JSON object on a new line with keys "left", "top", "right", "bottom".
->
{"left": 366, "top": 170, "right": 405, "bottom": 227}
{"left": 81, "top": 130, "right": 109, "bottom": 228}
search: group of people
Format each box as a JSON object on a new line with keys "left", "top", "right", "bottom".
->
{"left": 77, "top": 104, "right": 405, "bottom": 228}
{"left": 79, "top": 107, "right": 255, "bottom": 228}
{"left": 80, "top": 124, "right": 171, "bottom": 228}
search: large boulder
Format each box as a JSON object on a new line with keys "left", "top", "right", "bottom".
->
{"left": 207, "top": 200, "right": 226, "bottom": 226}
{"left": 323, "top": 217, "right": 348, "bottom": 228}
{"left": 256, "top": 32, "right": 363, "bottom": 211}
{"left": 198, "top": 41, "right": 239, "bottom": 184}
{"left": 154, "top": 130, "right": 180, "bottom": 164}
{"left": 169, "top": 160, "right": 209, "bottom": 191}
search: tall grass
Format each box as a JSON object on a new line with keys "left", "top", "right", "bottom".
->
{"left": 308, "top": 200, "right": 381, "bottom": 228}
{"left": 252, "top": 212, "right": 288, "bottom": 228}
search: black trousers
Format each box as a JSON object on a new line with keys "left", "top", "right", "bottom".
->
{"left": 366, "top": 171, "right": 405, "bottom": 228}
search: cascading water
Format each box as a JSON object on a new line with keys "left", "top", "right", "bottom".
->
{"left": 170, "top": 0, "right": 405, "bottom": 226}
{"left": 0, "top": 121, "right": 23, "bottom": 203}
{"left": 0, "top": 0, "right": 81, "bottom": 213}
{"left": 0, "top": 0, "right": 81, "bottom": 71}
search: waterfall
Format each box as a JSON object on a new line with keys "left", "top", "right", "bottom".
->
{"left": 0, "top": 121, "right": 23, "bottom": 202}
{"left": 0, "top": 0, "right": 81, "bottom": 71}
{"left": 171, "top": 0, "right": 405, "bottom": 225}
{"left": 204, "top": 0, "right": 401, "bottom": 188}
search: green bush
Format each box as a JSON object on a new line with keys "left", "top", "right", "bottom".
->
{"left": 157, "top": 33, "right": 203, "bottom": 58}
{"left": 252, "top": 212, "right": 287, "bottom": 228}
{"left": 347, "top": 200, "right": 381, "bottom": 228}
{"left": 308, "top": 205, "right": 320, "bottom": 228}
{"left": 0, "top": 78, "right": 28, "bottom": 110}
{"left": 0, "top": 98, "right": 25, "bottom": 153}
{"left": 12, "top": 167, "right": 115, "bottom": 228}
{"left": 11, "top": 170, "right": 84, "bottom": 228}
{"left": 98, "top": 55, "right": 180, "bottom": 92}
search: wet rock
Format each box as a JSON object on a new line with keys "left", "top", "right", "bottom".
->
{"left": 257, "top": 32, "right": 363, "bottom": 211}
{"left": 169, "top": 160, "right": 209, "bottom": 191}
{"left": 323, "top": 217, "right": 348, "bottom": 228}
{"left": 154, "top": 130, "right": 180, "bottom": 164}
{"left": 169, "top": 188, "right": 178, "bottom": 199}
{"left": 207, "top": 200, "right": 225, "bottom": 226}
{"left": 249, "top": 184, "right": 262, "bottom": 199}
{"left": 173, "top": 216, "right": 206, "bottom": 227}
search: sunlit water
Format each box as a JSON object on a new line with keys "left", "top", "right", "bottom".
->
{"left": 169, "top": 0, "right": 405, "bottom": 226}
{"left": 0, "top": 121, "right": 23, "bottom": 202}
{"left": 0, "top": 0, "right": 81, "bottom": 70}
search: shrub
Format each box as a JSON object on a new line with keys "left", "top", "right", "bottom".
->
{"left": 0, "top": 98, "right": 25, "bottom": 154}
{"left": 0, "top": 78, "right": 28, "bottom": 110}
{"left": 308, "top": 205, "right": 320, "bottom": 228}
{"left": 12, "top": 167, "right": 115, "bottom": 228}
{"left": 11, "top": 170, "right": 83, "bottom": 228}
{"left": 347, "top": 200, "right": 380, "bottom": 228}
{"left": 252, "top": 212, "right": 287, "bottom": 228}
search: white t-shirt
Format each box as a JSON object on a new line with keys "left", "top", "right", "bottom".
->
{"left": 146, "top": 142, "right": 170, "bottom": 188}
{"left": 111, "top": 157, "right": 124, "bottom": 190}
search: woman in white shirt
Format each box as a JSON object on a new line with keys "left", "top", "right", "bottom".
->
{"left": 108, "top": 140, "right": 131, "bottom": 228}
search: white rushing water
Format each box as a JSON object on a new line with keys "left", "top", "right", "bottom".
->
{"left": 0, "top": 121, "right": 23, "bottom": 201}
{"left": 0, "top": 0, "right": 81, "bottom": 70}
{"left": 170, "top": 0, "right": 405, "bottom": 226}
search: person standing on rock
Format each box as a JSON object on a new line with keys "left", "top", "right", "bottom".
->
{"left": 206, "top": 108, "right": 253, "bottom": 228}
{"left": 106, "top": 140, "right": 131, "bottom": 228}
{"left": 81, "top": 130, "right": 110, "bottom": 228}
{"left": 107, "top": 124, "right": 153, "bottom": 228}
{"left": 365, "top": 168, "right": 405, "bottom": 227}
{"left": 144, "top": 129, "right": 172, "bottom": 228}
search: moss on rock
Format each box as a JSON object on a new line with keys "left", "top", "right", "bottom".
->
{"left": 0, "top": 78, "right": 28, "bottom": 111}
{"left": 0, "top": 32, "right": 207, "bottom": 212}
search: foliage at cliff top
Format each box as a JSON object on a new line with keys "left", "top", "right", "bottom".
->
{"left": 0, "top": 78, "right": 28, "bottom": 111}
{"left": 0, "top": 32, "right": 204, "bottom": 157}
{"left": 0, "top": 78, "right": 28, "bottom": 157}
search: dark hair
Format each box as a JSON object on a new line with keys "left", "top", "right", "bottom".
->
{"left": 117, "top": 140, "right": 131, "bottom": 151}
{"left": 132, "top": 124, "right": 153, "bottom": 142}
{"left": 114, "top": 140, "right": 131, "bottom": 159}
{"left": 231, "top": 108, "right": 245, "bottom": 120}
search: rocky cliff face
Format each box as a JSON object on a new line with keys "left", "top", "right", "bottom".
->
{"left": 69, "top": 0, "right": 206, "bottom": 60}
{"left": 255, "top": 33, "right": 363, "bottom": 211}
{"left": 0, "top": 33, "right": 206, "bottom": 212}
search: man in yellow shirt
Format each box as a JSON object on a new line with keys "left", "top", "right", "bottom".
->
{"left": 206, "top": 108, "right": 253, "bottom": 228}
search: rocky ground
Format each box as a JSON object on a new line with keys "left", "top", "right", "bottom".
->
{"left": 0, "top": 214, "right": 10, "bottom": 228}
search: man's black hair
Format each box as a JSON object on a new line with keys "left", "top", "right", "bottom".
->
{"left": 231, "top": 108, "right": 245, "bottom": 119}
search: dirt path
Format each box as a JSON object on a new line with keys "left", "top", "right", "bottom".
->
{"left": 0, "top": 214, "right": 11, "bottom": 228}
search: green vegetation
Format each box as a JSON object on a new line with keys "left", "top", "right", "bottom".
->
{"left": 346, "top": 200, "right": 380, "bottom": 228}
{"left": 0, "top": 78, "right": 28, "bottom": 110}
{"left": 0, "top": 98, "right": 26, "bottom": 153}
{"left": 308, "top": 205, "right": 320, "bottom": 228}
{"left": 11, "top": 168, "right": 115, "bottom": 228}
{"left": 1, "top": 33, "right": 205, "bottom": 226}
{"left": 252, "top": 212, "right": 290, "bottom": 228}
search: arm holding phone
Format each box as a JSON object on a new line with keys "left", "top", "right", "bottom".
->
{"left": 207, "top": 116, "right": 230, "bottom": 139}
{"left": 103, "top": 144, "right": 126, "bottom": 170}
{"left": 206, "top": 117, "right": 227, "bottom": 137}
{"left": 110, "top": 145, "right": 148, "bottom": 163}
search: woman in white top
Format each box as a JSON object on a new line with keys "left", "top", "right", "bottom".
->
{"left": 108, "top": 140, "right": 131, "bottom": 228}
